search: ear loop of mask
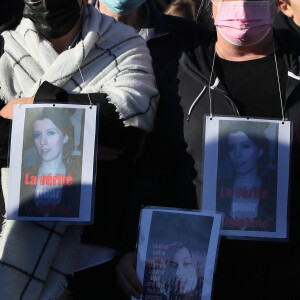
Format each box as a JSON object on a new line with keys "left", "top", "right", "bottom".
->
{"left": 208, "top": 42, "right": 285, "bottom": 123}
{"left": 208, "top": 51, "right": 216, "bottom": 120}
{"left": 77, "top": 65, "right": 94, "bottom": 108}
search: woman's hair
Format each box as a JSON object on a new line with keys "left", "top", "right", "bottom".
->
{"left": 220, "top": 120, "right": 270, "bottom": 173}
{"left": 164, "top": 0, "right": 214, "bottom": 25}
{"left": 32, "top": 108, "right": 72, "bottom": 134}
{"left": 165, "top": 0, "right": 198, "bottom": 20}
{"left": 160, "top": 242, "right": 206, "bottom": 298}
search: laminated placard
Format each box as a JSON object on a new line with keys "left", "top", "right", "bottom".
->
{"left": 202, "top": 116, "right": 291, "bottom": 239}
{"left": 7, "top": 104, "right": 98, "bottom": 223}
{"left": 134, "top": 207, "right": 222, "bottom": 300}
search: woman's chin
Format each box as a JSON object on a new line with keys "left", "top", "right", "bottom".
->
{"left": 40, "top": 156, "right": 53, "bottom": 162}
{"left": 178, "top": 284, "right": 193, "bottom": 295}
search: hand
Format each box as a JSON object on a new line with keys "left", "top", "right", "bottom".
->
{"left": 0, "top": 97, "right": 34, "bottom": 120}
{"left": 116, "top": 252, "right": 143, "bottom": 299}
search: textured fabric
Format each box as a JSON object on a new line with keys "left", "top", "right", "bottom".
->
{"left": 0, "top": 168, "right": 82, "bottom": 300}
{"left": 0, "top": 4, "right": 158, "bottom": 132}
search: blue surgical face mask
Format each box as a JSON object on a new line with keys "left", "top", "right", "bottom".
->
{"left": 100, "top": 0, "right": 146, "bottom": 15}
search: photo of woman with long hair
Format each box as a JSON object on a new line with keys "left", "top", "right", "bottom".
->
{"left": 141, "top": 211, "right": 214, "bottom": 300}
{"left": 18, "top": 107, "right": 84, "bottom": 218}
{"left": 216, "top": 120, "right": 278, "bottom": 232}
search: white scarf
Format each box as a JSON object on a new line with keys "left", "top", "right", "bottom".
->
{"left": 0, "top": 4, "right": 158, "bottom": 132}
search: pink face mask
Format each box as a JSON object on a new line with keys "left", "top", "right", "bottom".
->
{"left": 213, "top": 0, "right": 274, "bottom": 47}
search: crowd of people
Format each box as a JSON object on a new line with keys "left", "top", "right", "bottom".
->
{"left": 0, "top": 0, "right": 300, "bottom": 299}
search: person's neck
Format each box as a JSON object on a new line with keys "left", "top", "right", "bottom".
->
{"left": 48, "top": 14, "right": 83, "bottom": 54}
{"left": 39, "top": 157, "right": 66, "bottom": 175}
{"left": 234, "top": 168, "right": 261, "bottom": 186}
{"left": 215, "top": 30, "right": 274, "bottom": 62}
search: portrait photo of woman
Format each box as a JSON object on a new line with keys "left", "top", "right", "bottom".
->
{"left": 141, "top": 210, "right": 215, "bottom": 300}
{"left": 18, "top": 107, "right": 84, "bottom": 218}
{"left": 216, "top": 120, "right": 278, "bottom": 232}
